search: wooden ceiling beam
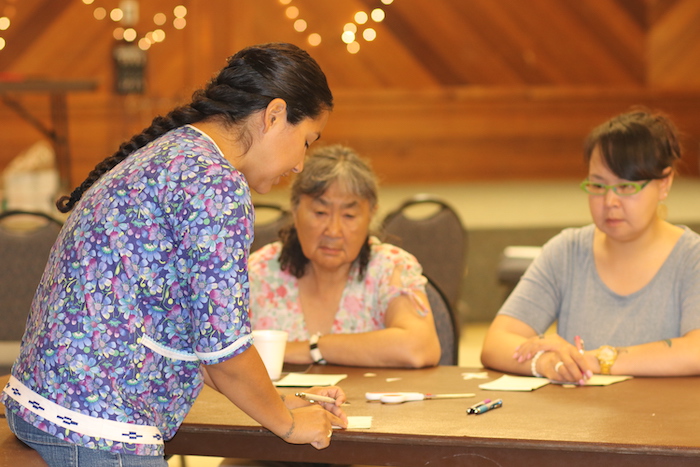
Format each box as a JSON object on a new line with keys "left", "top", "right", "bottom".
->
{"left": 356, "top": 0, "right": 465, "bottom": 85}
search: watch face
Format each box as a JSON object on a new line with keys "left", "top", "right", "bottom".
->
{"left": 599, "top": 346, "right": 616, "bottom": 359}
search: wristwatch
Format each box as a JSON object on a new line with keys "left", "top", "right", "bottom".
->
{"left": 309, "top": 333, "right": 327, "bottom": 365}
{"left": 596, "top": 345, "right": 618, "bottom": 375}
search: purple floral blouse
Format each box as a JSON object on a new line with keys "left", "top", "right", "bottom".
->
{"left": 2, "top": 125, "right": 254, "bottom": 456}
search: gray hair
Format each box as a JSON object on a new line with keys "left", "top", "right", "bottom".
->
{"left": 279, "top": 144, "right": 377, "bottom": 278}
{"left": 290, "top": 145, "right": 378, "bottom": 209}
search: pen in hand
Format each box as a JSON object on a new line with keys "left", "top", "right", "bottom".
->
{"left": 574, "top": 335, "right": 593, "bottom": 383}
{"left": 295, "top": 392, "right": 340, "bottom": 404}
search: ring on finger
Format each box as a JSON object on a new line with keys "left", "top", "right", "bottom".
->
{"left": 554, "top": 361, "right": 564, "bottom": 373}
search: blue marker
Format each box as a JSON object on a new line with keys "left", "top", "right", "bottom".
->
{"left": 474, "top": 399, "right": 503, "bottom": 415}
{"left": 466, "top": 399, "right": 491, "bottom": 414}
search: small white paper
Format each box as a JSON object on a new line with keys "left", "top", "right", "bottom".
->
{"left": 274, "top": 373, "right": 347, "bottom": 387}
{"left": 478, "top": 375, "right": 550, "bottom": 392}
{"left": 344, "top": 416, "right": 373, "bottom": 429}
{"left": 462, "top": 372, "right": 489, "bottom": 380}
{"left": 579, "top": 375, "right": 633, "bottom": 386}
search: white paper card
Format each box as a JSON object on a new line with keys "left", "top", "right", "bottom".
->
{"left": 580, "top": 375, "right": 633, "bottom": 386}
{"left": 274, "top": 373, "right": 348, "bottom": 387}
{"left": 478, "top": 375, "right": 550, "bottom": 391}
{"left": 342, "top": 416, "right": 373, "bottom": 429}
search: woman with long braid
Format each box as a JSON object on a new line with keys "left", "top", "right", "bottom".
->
{"left": 2, "top": 43, "right": 347, "bottom": 466}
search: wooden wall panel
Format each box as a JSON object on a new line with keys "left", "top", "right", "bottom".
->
{"left": 325, "top": 88, "right": 700, "bottom": 183}
{"left": 3, "top": 88, "right": 699, "bottom": 193}
{"left": 2, "top": 0, "right": 700, "bottom": 191}
{"left": 649, "top": 0, "right": 700, "bottom": 87}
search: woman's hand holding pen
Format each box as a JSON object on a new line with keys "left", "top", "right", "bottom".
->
{"left": 286, "top": 386, "right": 348, "bottom": 425}
{"left": 277, "top": 386, "right": 347, "bottom": 450}
{"left": 534, "top": 350, "right": 593, "bottom": 384}
{"left": 284, "top": 403, "right": 346, "bottom": 449}
{"left": 513, "top": 334, "right": 593, "bottom": 384}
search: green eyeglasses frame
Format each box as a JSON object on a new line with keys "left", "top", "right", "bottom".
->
{"left": 579, "top": 179, "right": 651, "bottom": 196}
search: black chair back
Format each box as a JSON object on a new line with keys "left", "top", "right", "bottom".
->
{"left": 382, "top": 194, "right": 467, "bottom": 311}
{"left": 0, "top": 210, "right": 63, "bottom": 373}
{"left": 425, "top": 275, "right": 460, "bottom": 365}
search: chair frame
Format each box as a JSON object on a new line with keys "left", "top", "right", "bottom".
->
{"left": 251, "top": 202, "right": 291, "bottom": 253}
{"left": 0, "top": 210, "right": 63, "bottom": 373}
{"left": 424, "top": 274, "right": 460, "bottom": 366}
{"left": 0, "top": 209, "right": 63, "bottom": 225}
{"left": 384, "top": 193, "right": 459, "bottom": 215}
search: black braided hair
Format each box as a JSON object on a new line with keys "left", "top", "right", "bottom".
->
{"left": 57, "top": 42, "right": 332, "bottom": 213}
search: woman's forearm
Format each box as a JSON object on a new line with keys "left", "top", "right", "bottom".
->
{"left": 206, "top": 347, "right": 295, "bottom": 438}
{"left": 480, "top": 315, "right": 538, "bottom": 375}
{"left": 605, "top": 331, "right": 700, "bottom": 376}
{"left": 285, "top": 328, "right": 440, "bottom": 368}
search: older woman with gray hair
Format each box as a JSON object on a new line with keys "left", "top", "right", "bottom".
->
{"left": 249, "top": 145, "right": 441, "bottom": 368}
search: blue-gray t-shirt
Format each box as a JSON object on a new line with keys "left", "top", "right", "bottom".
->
{"left": 498, "top": 224, "right": 700, "bottom": 349}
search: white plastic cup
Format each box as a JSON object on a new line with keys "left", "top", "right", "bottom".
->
{"left": 251, "top": 330, "right": 288, "bottom": 381}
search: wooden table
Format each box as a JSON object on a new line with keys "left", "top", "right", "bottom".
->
{"left": 165, "top": 365, "right": 700, "bottom": 466}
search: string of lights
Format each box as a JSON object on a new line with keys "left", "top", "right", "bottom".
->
{"left": 0, "top": 0, "right": 15, "bottom": 52}
{"left": 0, "top": 1, "right": 395, "bottom": 55}
{"left": 279, "top": 0, "right": 394, "bottom": 54}
{"left": 83, "top": 0, "right": 187, "bottom": 52}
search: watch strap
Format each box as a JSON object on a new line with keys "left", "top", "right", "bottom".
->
{"left": 309, "top": 333, "right": 327, "bottom": 365}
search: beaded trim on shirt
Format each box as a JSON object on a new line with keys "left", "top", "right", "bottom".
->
{"left": 3, "top": 376, "right": 164, "bottom": 445}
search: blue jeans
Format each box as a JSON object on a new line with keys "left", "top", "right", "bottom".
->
{"left": 6, "top": 410, "right": 168, "bottom": 467}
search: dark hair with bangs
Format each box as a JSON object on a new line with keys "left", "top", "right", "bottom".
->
{"left": 583, "top": 109, "right": 682, "bottom": 181}
{"left": 279, "top": 145, "right": 378, "bottom": 279}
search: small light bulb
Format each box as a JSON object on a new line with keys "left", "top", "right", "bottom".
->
{"left": 308, "top": 33, "right": 322, "bottom": 46}
{"left": 363, "top": 28, "right": 377, "bottom": 41}
{"left": 354, "top": 11, "right": 368, "bottom": 24}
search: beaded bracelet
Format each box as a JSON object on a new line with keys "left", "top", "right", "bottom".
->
{"left": 530, "top": 350, "right": 545, "bottom": 377}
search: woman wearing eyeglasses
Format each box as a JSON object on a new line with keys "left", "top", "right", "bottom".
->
{"left": 481, "top": 109, "right": 700, "bottom": 383}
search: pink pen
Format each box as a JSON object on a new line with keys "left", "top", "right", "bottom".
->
{"left": 574, "top": 335, "right": 593, "bottom": 383}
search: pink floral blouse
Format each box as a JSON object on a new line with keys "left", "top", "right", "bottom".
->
{"left": 249, "top": 236, "right": 427, "bottom": 340}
